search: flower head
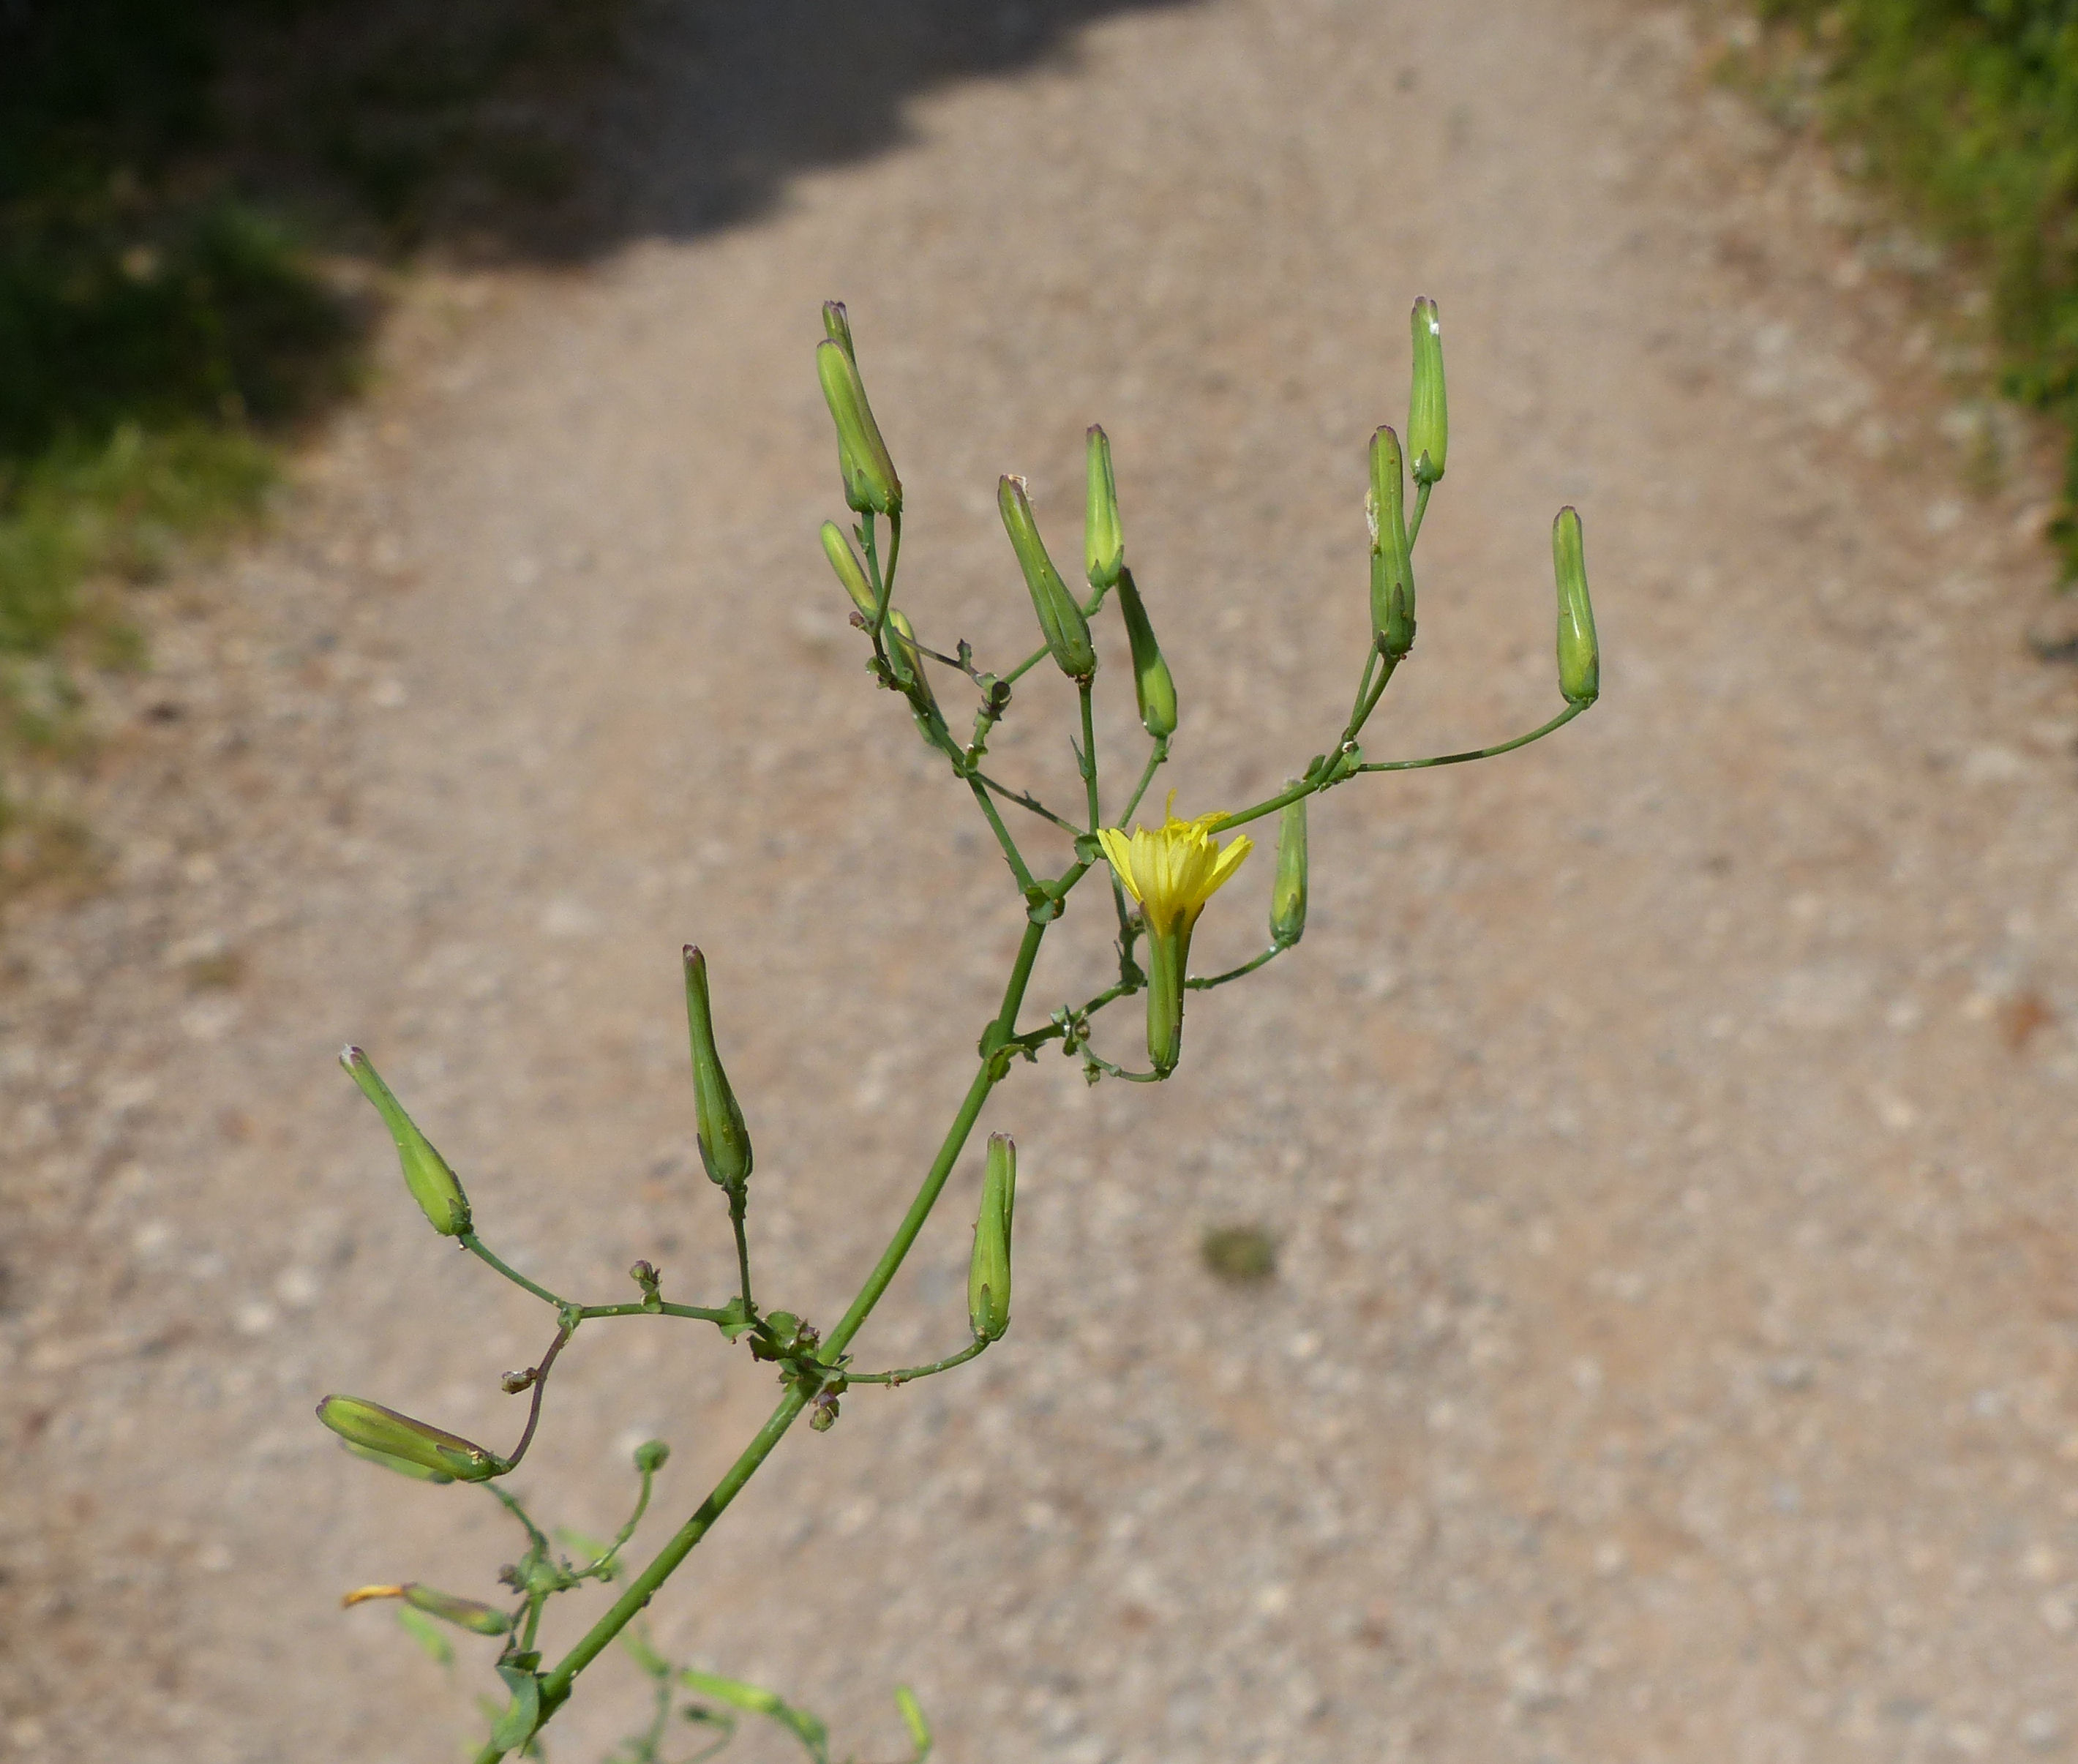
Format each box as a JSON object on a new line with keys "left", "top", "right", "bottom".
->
{"left": 1097, "top": 796, "right": 1253, "bottom": 942}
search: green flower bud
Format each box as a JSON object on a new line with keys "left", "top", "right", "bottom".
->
{"left": 819, "top": 520, "right": 877, "bottom": 619}
{"left": 999, "top": 475, "right": 1098, "bottom": 680}
{"left": 682, "top": 947, "right": 753, "bottom": 1193}
{"left": 1368, "top": 427, "right": 1416, "bottom": 660}
{"left": 1552, "top": 506, "right": 1599, "bottom": 705}
{"left": 967, "top": 1133, "right": 1016, "bottom": 1343}
{"left": 405, "top": 1584, "right": 512, "bottom": 1635}
{"left": 1084, "top": 425, "right": 1124, "bottom": 590}
{"left": 347, "top": 1583, "right": 513, "bottom": 1634}
{"left": 1408, "top": 296, "right": 1448, "bottom": 485}
{"left": 1270, "top": 795, "right": 1308, "bottom": 949}
{"left": 1111, "top": 567, "right": 1177, "bottom": 740}
{"left": 887, "top": 607, "right": 952, "bottom": 749}
{"left": 338, "top": 1438, "right": 456, "bottom": 1483}
{"left": 317, "top": 1396, "right": 503, "bottom": 1482}
{"left": 822, "top": 299, "right": 855, "bottom": 362}
{"left": 339, "top": 1047, "right": 470, "bottom": 1236}
{"left": 632, "top": 1438, "right": 670, "bottom": 1473}
{"left": 816, "top": 337, "right": 901, "bottom": 517}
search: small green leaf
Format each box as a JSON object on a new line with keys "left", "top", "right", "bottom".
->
{"left": 714, "top": 1295, "right": 755, "bottom": 1343}
{"left": 895, "top": 1685, "right": 932, "bottom": 1761}
{"left": 490, "top": 1664, "right": 542, "bottom": 1751}
{"left": 680, "top": 1669, "right": 828, "bottom": 1764}
{"left": 395, "top": 1606, "right": 453, "bottom": 1667}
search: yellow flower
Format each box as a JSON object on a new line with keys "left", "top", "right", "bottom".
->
{"left": 1096, "top": 797, "right": 1253, "bottom": 941}
{"left": 1096, "top": 797, "right": 1253, "bottom": 1074}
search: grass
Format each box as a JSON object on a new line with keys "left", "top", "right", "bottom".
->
{"left": 1755, "top": 0, "right": 2078, "bottom": 572}
{"left": 0, "top": 0, "right": 623, "bottom": 879}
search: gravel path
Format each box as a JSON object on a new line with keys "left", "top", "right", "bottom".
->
{"left": 5, "top": 4, "right": 2077, "bottom": 1761}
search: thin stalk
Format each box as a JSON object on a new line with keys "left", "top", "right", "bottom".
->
{"left": 1076, "top": 680, "right": 1101, "bottom": 832}
{"left": 967, "top": 778, "right": 1038, "bottom": 893}
{"left": 1082, "top": 1051, "right": 1166, "bottom": 1084}
{"left": 1343, "top": 652, "right": 1400, "bottom": 745}
{"left": 500, "top": 1325, "right": 570, "bottom": 1473}
{"left": 1357, "top": 699, "right": 1586, "bottom": 773}
{"left": 462, "top": 1234, "right": 569, "bottom": 1311}
{"left": 578, "top": 1460, "right": 659, "bottom": 1580}
{"left": 1185, "top": 944, "right": 1290, "bottom": 991}
{"left": 1406, "top": 480, "right": 1433, "bottom": 547}
{"left": 729, "top": 1188, "right": 754, "bottom": 1321}
{"left": 1116, "top": 736, "right": 1169, "bottom": 827}
{"left": 971, "top": 770, "right": 1081, "bottom": 835}
{"left": 571, "top": 1301, "right": 731, "bottom": 1323}
{"left": 845, "top": 1337, "right": 989, "bottom": 1386}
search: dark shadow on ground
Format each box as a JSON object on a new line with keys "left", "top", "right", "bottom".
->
{"left": 562, "top": 0, "right": 1204, "bottom": 252}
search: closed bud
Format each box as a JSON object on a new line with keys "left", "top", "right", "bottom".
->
{"left": 822, "top": 299, "right": 855, "bottom": 362}
{"left": 1408, "top": 296, "right": 1448, "bottom": 485}
{"left": 815, "top": 338, "right": 901, "bottom": 517}
{"left": 999, "top": 476, "right": 1098, "bottom": 680}
{"left": 967, "top": 1134, "right": 1016, "bottom": 1343}
{"left": 1368, "top": 427, "right": 1416, "bottom": 659}
{"left": 318, "top": 1395, "right": 503, "bottom": 1482}
{"left": 1552, "top": 507, "right": 1599, "bottom": 704}
{"left": 1112, "top": 568, "right": 1177, "bottom": 740}
{"left": 338, "top": 1438, "right": 456, "bottom": 1483}
{"left": 340, "top": 1047, "right": 470, "bottom": 1236}
{"left": 887, "top": 607, "right": 952, "bottom": 749}
{"left": 682, "top": 947, "right": 753, "bottom": 1193}
{"left": 633, "top": 1438, "right": 670, "bottom": 1473}
{"left": 343, "top": 1583, "right": 513, "bottom": 1636}
{"left": 1270, "top": 796, "right": 1308, "bottom": 948}
{"left": 819, "top": 521, "right": 877, "bottom": 619}
{"left": 1084, "top": 426, "right": 1125, "bottom": 590}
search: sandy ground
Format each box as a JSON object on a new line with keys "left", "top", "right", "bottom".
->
{"left": 6, "top": 2, "right": 2078, "bottom": 1761}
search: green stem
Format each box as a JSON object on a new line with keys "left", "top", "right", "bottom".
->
{"left": 970, "top": 770, "right": 1081, "bottom": 835}
{"left": 462, "top": 1234, "right": 570, "bottom": 1310}
{"left": 729, "top": 1188, "right": 754, "bottom": 1321}
{"left": 1185, "top": 944, "right": 1290, "bottom": 991}
{"left": 579, "top": 1460, "right": 658, "bottom": 1580}
{"left": 572, "top": 1301, "right": 731, "bottom": 1323}
{"left": 511, "top": 1385, "right": 814, "bottom": 1753}
{"left": 1406, "top": 479, "right": 1433, "bottom": 547}
{"left": 824, "top": 917, "right": 1046, "bottom": 1360}
{"left": 1076, "top": 679, "right": 1101, "bottom": 832}
{"left": 967, "top": 778, "right": 1038, "bottom": 893}
{"left": 1116, "top": 736, "right": 1169, "bottom": 827}
{"left": 844, "top": 1337, "right": 989, "bottom": 1386}
{"left": 1343, "top": 651, "right": 1400, "bottom": 746}
{"left": 1356, "top": 698, "right": 1587, "bottom": 772}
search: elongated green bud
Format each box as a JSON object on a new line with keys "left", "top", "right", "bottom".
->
{"left": 317, "top": 1396, "right": 503, "bottom": 1481}
{"left": 887, "top": 607, "right": 953, "bottom": 749}
{"left": 1552, "top": 506, "right": 1599, "bottom": 704}
{"left": 1368, "top": 427, "right": 1415, "bottom": 659}
{"left": 339, "top": 1438, "right": 455, "bottom": 1483}
{"left": 343, "top": 1583, "right": 513, "bottom": 1635}
{"left": 1084, "top": 425, "right": 1124, "bottom": 590}
{"left": 816, "top": 338, "right": 901, "bottom": 517}
{"left": 820, "top": 520, "right": 876, "bottom": 618}
{"left": 1113, "top": 568, "right": 1177, "bottom": 740}
{"left": 1408, "top": 296, "right": 1448, "bottom": 485}
{"left": 822, "top": 299, "right": 855, "bottom": 362}
{"left": 999, "top": 476, "right": 1097, "bottom": 680}
{"left": 968, "top": 1133, "right": 1016, "bottom": 1342}
{"left": 340, "top": 1047, "right": 470, "bottom": 1236}
{"left": 683, "top": 947, "right": 752, "bottom": 1192}
{"left": 1270, "top": 796, "right": 1308, "bottom": 948}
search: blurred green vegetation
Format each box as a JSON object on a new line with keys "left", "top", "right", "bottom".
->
{"left": 0, "top": 0, "right": 618, "bottom": 863}
{"left": 1757, "top": 0, "right": 2078, "bottom": 572}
